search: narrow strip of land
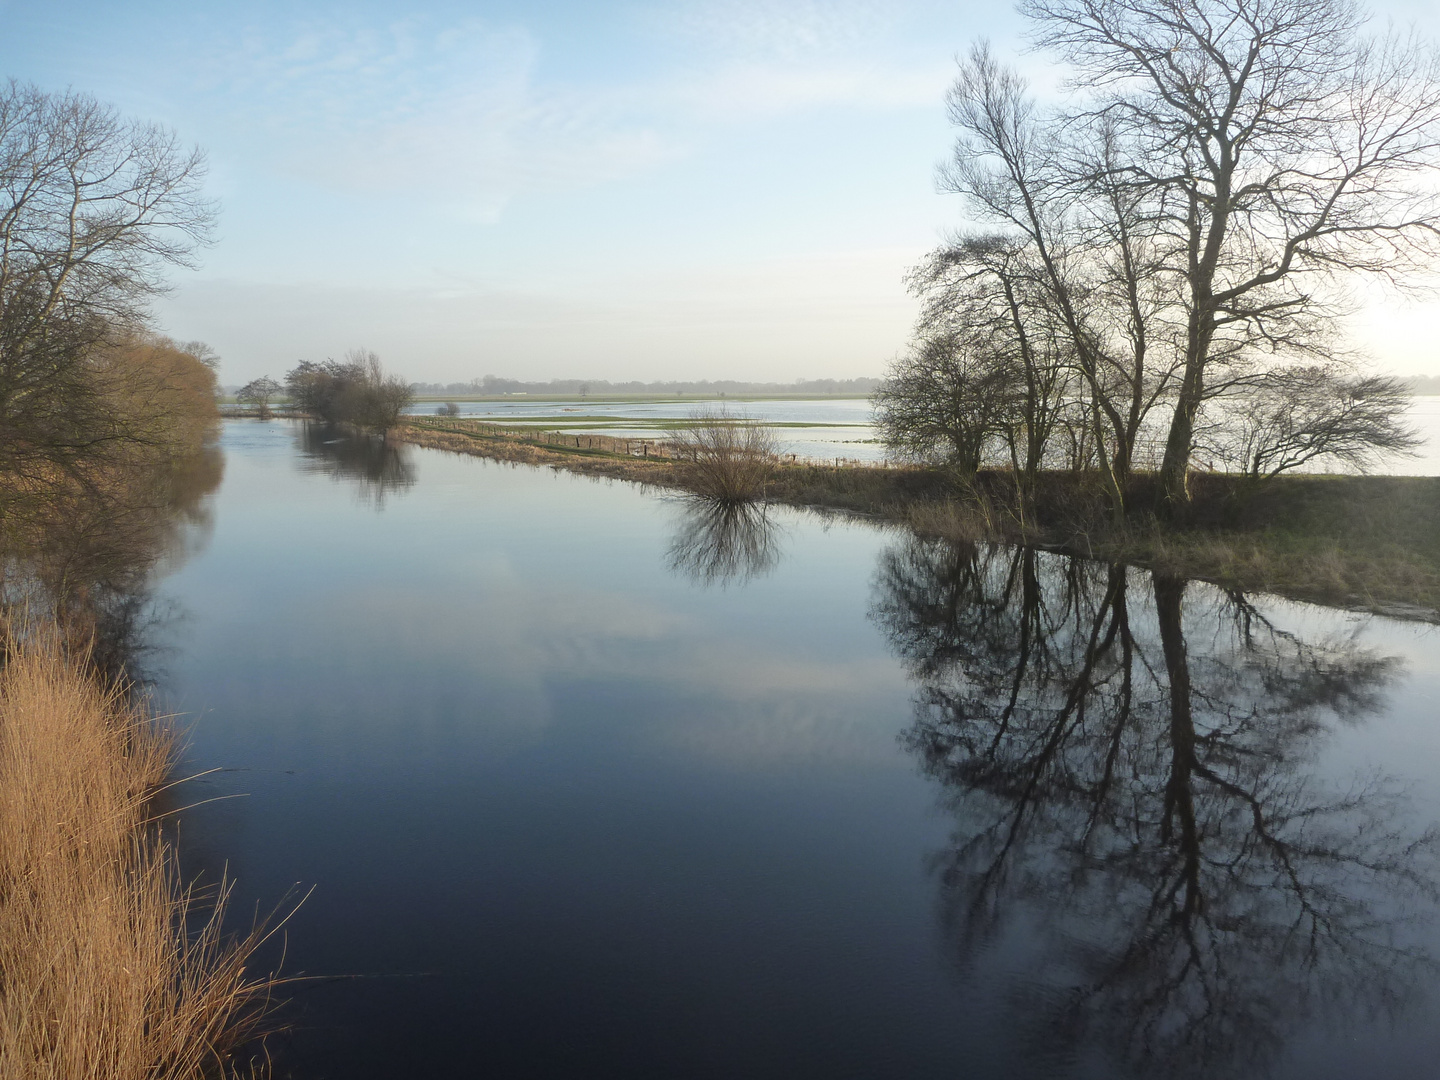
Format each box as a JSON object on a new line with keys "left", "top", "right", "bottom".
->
{"left": 395, "top": 416, "right": 1440, "bottom": 621}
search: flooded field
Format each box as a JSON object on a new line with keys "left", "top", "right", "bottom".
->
{"left": 398, "top": 395, "right": 1440, "bottom": 472}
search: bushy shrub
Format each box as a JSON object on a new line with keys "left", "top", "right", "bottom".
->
{"left": 672, "top": 410, "right": 778, "bottom": 502}
{"left": 284, "top": 349, "right": 413, "bottom": 435}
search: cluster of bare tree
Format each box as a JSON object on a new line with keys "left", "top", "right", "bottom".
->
{"left": 283, "top": 350, "right": 413, "bottom": 437}
{"left": 0, "top": 80, "right": 221, "bottom": 563}
{"left": 878, "top": 0, "right": 1440, "bottom": 510}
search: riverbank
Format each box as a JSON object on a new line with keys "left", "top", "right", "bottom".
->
{"left": 395, "top": 417, "right": 1440, "bottom": 619}
{"left": 0, "top": 629, "right": 277, "bottom": 1078}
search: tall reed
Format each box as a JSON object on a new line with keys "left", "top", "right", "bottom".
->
{"left": 0, "top": 631, "right": 279, "bottom": 1079}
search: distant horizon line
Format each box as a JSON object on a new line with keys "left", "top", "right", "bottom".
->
{"left": 221, "top": 372, "right": 1440, "bottom": 394}
{"left": 223, "top": 374, "right": 885, "bottom": 394}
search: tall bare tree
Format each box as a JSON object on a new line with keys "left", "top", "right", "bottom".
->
{"left": 934, "top": 45, "right": 1186, "bottom": 513}
{"left": 0, "top": 80, "right": 213, "bottom": 494}
{"left": 1022, "top": 0, "right": 1440, "bottom": 505}
{"left": 237, "top": 376, "right": 282, "bottom": 419}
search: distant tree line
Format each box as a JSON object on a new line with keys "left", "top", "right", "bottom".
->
{"left": 877, "top": 0, "right": 1440, "bottom": 511}
{"left": 409, "top": 376, "right": 880, "bottom": 396}
{"left": 1407, "top": 376, "right": 1440, "bottom": 396}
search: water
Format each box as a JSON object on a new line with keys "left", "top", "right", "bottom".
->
{"left": 1399, "top": 395, "right": 1440, "bottom": 474}
{"left": 406, "top": 396, "right": 883, "bottom": 463}
{"left": 142, "top": 420, "right": 1440, "bottom": 1078}
{"left": 404, "top": 395, "right": 1440, "bottom": 472}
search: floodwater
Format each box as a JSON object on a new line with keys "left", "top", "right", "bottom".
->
{"left": 408, "top": 397, "right": 884, "bottom": 463}
{"left": 403, "top": 394, "right": 1440, "bottom": 473}
{"left": 144, "top": 420, "right": 1440, "bottom": 1079}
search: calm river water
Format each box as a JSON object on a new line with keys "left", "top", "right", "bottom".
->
{"left": 150, "top": 420, "right": 1440, "bottom": 1079}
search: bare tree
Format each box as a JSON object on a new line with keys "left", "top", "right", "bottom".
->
{"left": 906, "top": 235, "right": 1078, "bottom": 486}
{"left": 874, "top": 330, "right": 1022, "bottom": 473}
{"left": 934, "top": 46, "right": 1187, "bottom": 512}
{"left": 1201, "top": 365, "right": 1420, "bottom": 476}
{"left": 1021, "top": 0, "right": 1440, "bottom": 506}
{"left": 341, "top": 348, "right": 414, "bottom": 437}
{"left": 175, "top": 340, "right": 220, "bottom": 372}
{"left": 671, "top": 409, "right": 778, "bottom": 502}
{"left": 236, "top": 376, "right": 282, "bottom": 418}
{"left": 0, "top": 81, "right": 213, "bottom": 495}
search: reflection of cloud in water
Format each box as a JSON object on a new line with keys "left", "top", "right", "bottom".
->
{"left": 870, "top": 537, "right": 1440, "bottom": 1080}
{"left": 295, "top": 422, "right": 416, "bottom": 507}
{"left": 214, "top": 570, "right": 906, "bottom": 768}
{"left": 666, "top": 497, "right": 783, "bottom": 587}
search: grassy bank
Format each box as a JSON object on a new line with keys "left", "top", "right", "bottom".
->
{"left": 0, "top": 630, "right": 278, "bottom": 1078}
{"left": 903, "top": 472, "right": 1440, "bottom": 619}
{"left": 393, "top": 418, "right": 1440, "bottom": 618}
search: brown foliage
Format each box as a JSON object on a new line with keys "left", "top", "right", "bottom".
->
{"left": 2, "top": 335, "right": 222, "bottom": 615}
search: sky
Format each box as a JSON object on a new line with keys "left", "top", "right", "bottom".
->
{"left": 3, "top": 0, "right": 1440, "bottom": 385}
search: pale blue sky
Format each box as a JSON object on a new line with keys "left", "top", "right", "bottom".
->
{"left": 4, "top": 0, "right": 1438, "bottom": 383}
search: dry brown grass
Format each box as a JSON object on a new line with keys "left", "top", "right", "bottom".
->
{"left": 0, "top": 631, "right": 279, "bottom": 1079}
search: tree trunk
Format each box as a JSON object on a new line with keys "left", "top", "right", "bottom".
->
{"left": 1158, "top": 310, "right": 1215, "bottom": 511}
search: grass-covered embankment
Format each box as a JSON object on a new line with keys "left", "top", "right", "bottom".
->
{"left": 393, "top": 417, "right": 1440, "bottom": 618}
{"left": 0, "top": 630, "right": 278, "bottom": 1078}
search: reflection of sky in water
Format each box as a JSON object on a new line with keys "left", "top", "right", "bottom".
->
{"left": 151, "top": 420, "right": 1440, "bottom": 1078}
{"left": 406, "top": 395, "right": 1440, "bottom": 471}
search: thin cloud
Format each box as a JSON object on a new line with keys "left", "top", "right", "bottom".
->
{"left": 658, "top": 0, "right": 896, "bottom": 57}
{"left": 185, "top": 15, "right": 680, "bottom": 210}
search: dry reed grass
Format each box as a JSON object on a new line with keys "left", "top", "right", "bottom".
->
{"left": 0, "top": 631, "right": 280, "bottom": 1079}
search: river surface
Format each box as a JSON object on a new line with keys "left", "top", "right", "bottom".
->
{"left": 149, "top": 419, "right": 1440, "bottom": 1079}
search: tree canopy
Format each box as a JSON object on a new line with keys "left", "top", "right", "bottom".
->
{"left": 886, "top": 0, "right": 1440, "bottom": 505}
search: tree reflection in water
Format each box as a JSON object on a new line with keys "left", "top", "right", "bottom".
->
{"left": 666, "top": 497, "right": 782, "bottom": 587}
{"left": 296, "top": 421, "right": 416, "bottom": 507}
{"left": 871, "top": 537, "right": 1439, "bottom": 1078}
{"left": 1, "top": 443, "right": 223, "bottom": 686}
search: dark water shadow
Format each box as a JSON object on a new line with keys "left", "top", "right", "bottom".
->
{"left": 665, "top": 497, "right": 784, "bottom": 587}
{"left": 295, "top": 421, "right": 416, "bottom": 508}
{"left": 1, "top": 441, "right": 224, "bottom": 688}
{"left": 870, "top": 536, "right": 1440, "bottom": 1079}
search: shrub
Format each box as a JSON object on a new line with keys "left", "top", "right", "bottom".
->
{"left": 671, "top": 410, "right": 778, "bottom": 502}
